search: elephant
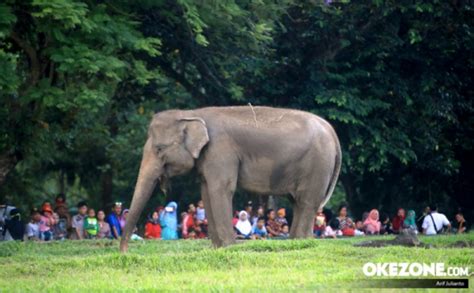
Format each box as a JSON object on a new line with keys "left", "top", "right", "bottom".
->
{"left": 120, "top": 106, "right": 341, "bottom": 251}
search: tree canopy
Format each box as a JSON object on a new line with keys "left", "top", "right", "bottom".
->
{"left": 1, "top": 0, "right": 472, "bottom": 221}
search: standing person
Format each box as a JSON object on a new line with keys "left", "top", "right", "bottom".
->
{"left": 3, "top": 209, "right": 24, "bottom": 241}
{"left": 234, "top": 211, "right": 252, "bottom": 239}
{"left": 363, "top": 209, "right": 381, "bottom": 235}
{"left": 52, "top": 212, "right": 67, "bottom": 240}
{"left": 403, "top": 210, "right": 418, "bottom": 233}
{"left": 313, "top": 208, "right": 326, "bottom": 238}
{"left": 97, "top": 210, "right": 111, "bottom": 239}
{"left": 39, "top": 202, "right": 55, "bottom": 241}
{"left": 160, "top": 202, "right": 178, "bottom": 240}
{"left": 182, "top": 204, "right": 196, "bottom": 239}
{"left": 107, "top": 202, "right": 122, "bottom": 239}
{"left": 83, "top": 208, "right": 99, "bottom": 239}
{"left": 422, "top": 205, "right": 451, "bottom": 235}
{"left": 337, "top": 204, "right": 355, "bottom": 236}
{"left": 145, "top": 211, "right": 162, "bottom": 239}
{"left": 392, "top": 208, "right": 405, "bottom": 234}
{"left": 454, "top": 211, "right": 469, "bottom": 234}
{"left": 71, "top": 201, "right": 88, "bottom": 240}
{"left": 26, "top": 209, "right": 41, "bottom": 241}
{"left": 265, "top": 209, "right": 281, "bottom": 237}
{"left": 54, "top": 205, "right": 72, "bottom": 238}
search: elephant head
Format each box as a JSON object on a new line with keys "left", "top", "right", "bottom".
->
{"left": 120, "top": 112, "right": 209, "bottom": 252}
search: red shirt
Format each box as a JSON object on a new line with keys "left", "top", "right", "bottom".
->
{"left": 392, "top": 215, "right": 405, "bottom": 232}
{"left": 145, "top": 222, "right": 161, "bottom": 239}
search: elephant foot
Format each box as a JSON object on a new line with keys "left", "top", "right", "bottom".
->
{"left": 120, "top": 240, "right": 129, "bottom": 253}
{"left": 211, "top": 237, "right": 236, "bottom": 248}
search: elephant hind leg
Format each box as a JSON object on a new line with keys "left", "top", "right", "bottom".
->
{"left": 290, "top": 188, "right": 326, "bottom": 239}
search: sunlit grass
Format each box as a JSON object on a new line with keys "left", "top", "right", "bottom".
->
{"left": 0, "top": 234, "right": 472, "bottom": 291}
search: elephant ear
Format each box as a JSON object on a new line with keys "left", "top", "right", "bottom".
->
{"left": 180, "top": 117, "right": 209, "bottom": 159}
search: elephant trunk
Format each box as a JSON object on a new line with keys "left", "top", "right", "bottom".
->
{"left": 120, "top": 140, "right": 159, "bottom": 253}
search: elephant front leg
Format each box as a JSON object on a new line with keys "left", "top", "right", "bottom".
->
{"left": 201, "top": 174, "right": 237, "bottom": 247}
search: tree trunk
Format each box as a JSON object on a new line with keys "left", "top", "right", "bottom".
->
{"left": 0, "top": 153, "right": 19, "bottom": 187}
{"left": 101, "top": 169, "right": 113, "bottom": 209}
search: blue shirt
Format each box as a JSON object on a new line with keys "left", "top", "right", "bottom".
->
{"left": 252, "top": 225, "right": 267, "bottom": 237}
{"left": 106, "top": 214, "right": 121, "bottom": 238}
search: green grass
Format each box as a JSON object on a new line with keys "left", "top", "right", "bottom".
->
{"left": 0, "top": 234, "right": 473, "bottom": 291}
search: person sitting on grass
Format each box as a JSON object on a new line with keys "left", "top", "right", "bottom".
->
{"left": 422, "top": 205, "right": 451, "bottom": 235}
{"left": 97, "top": 210, "right": 111, "bottom": 239}
{"left": 380, "top": 213, "right": 392, "bottom": 234}
{"left": 324, "top": 218, "right": 339, "bottom": 238}
{"left": 232, "top": 210, "right": 239, "bottom": 226}
{"left": 313, "top": 208, "right": 326, "bottom": 238}
{"left": 234, "top": 210, "right": 252, "bottom": 239}
{"left": 251, "top": 217, "right": 267, "bottom": 240}
{"left": 120, "top": 209, "right": 129, "bottom": 232}
{"left": 354, "top": 220, "right": 365, "bottom": 236}
{"left": 145, "top": 211, "right": 162, "bottom": 239}
{"left": 265, "top": 209, "right": 282, "bottom": 238}
{"left": 392, "top": 208, "right": 405, "bottom": 234}
{"left": 39, "top": 202, "right": 55, "bottom": 241}
{"left": 363, "top": 209, "right": 381, "bottom": 235}
{"left": 84, "top": 208, "right": 99, "bottom": 239}
{"left": 403, "top": 210, "right": 418, "bottom": 233}
{"left": 26, "top": 209, "right": 41, "bottom": 241}
{"left": 72, "top": 201, "right": 88, "bottom": 240}
{"left": 252, "top": 206, "right": 265, "bottom": 227}
{"left": 160, "top": 202, "right": 178, "bottom": 240}
{"left": 455, "top": 211, "right": 470, "bottom": 234}
{"left": 107, "top": 202, "right": 122, "bottom": 239}
{"left": 337, "top": 204, "right": 355, "bottom": 236}
{"left": 280, "top": 224, "right": 290, "bottom": 239}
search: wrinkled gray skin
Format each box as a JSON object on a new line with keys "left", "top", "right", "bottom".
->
{"left": 120, "top": 106, "right": 341, "bottom": 251}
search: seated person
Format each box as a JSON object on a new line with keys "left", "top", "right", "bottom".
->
{"left": 26, "top": 209, "right": 41, "bottom": 241}
{"left": 313, "top": 208, "right": 326, "bottom": 238}
{"left": 265, "top": 209, "right": 282, "bottom": 237}
{"left": 280, "top": 224, "right": 290, "bottom": 239}
{"left": 363, "top": 209, "right": 381, "bottom": 235}
{"left": 455, "top": 211, "right": 469, "bottom": 234}
{"left": 234, "top": 211, "right": 252, "bottom": 239}
{"left": 251, "top": 217, "right": 268, "bottom": 239}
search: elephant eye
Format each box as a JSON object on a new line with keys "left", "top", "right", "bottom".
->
{"left": 155, "top": 144, "right": 167, "bottom": 152}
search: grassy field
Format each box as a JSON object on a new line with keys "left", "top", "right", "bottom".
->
{"left": 0, "top": 234, "right": 472, "bottom": 291}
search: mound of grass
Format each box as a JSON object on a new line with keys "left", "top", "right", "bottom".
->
{"left": 0, "top": 234, "right": 472, "bottom": 291}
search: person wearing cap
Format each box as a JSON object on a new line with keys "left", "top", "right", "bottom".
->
{"left": 276, "top": 208, "right": 288, "bottom": 227}
{"left": 107, "top": 202, "right": 122, "bottom": 239}
{"left": 39, "top": 202, "right": 56, "bottom": 241}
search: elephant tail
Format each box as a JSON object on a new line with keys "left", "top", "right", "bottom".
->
{"left": 320, "top": 133, "right": 342, "bottom": 209}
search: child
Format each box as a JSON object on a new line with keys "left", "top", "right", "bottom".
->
{"left": 83, "top": 208, "right": 99, "bottom": 239}
{"left": 276, "top": 208, "right": 288, "bottom": 227}
{"left": 195, "top": 200, "right": 206, "bottom": 222}
{"left": 97, "top": 210, "right": 111, "bottom": 239}
{"left": 145, "top": 211, "right": 162, "bottom": 239}
{"left": 52, "top": 212, "right": 67, "bottom": 240}
{"left": 72, "top": 201, "right": 88, "bottom": 240}
{"left": 280, "top": 224, "right": 290, "bottom": 239}
{"left": 251, "top": 217, "right": 268, "bottom": 239}
{"left": 234, "top": 211, "right": 252, "bottom": 239}
{"left": 40, "top": 203, "right": 55, "bottom": 241}
{"left": 26, "top": 209, "right": 41, "bottom": 241}
{"left": 354, "top": 220, "right": 365, "bottom": 236}
{"left": 313, "top": 208, "right": 326, "bottom": 238}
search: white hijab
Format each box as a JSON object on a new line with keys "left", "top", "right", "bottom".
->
{"left": 235, "top": 211, "right": 252, "bottom": 235}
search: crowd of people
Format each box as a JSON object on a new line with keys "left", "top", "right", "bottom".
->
{"left": 0, "top": 194, "right": 470, "bottom": 242}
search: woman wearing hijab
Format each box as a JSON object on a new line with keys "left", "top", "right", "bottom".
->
{"left": 160, "top": 202, "right": 178, "bottom": 240}
{"left": 403, "top": 210, "right": 418, "bottom": 233}
{"left": 119, "top": 209, "right": 129, "bottom": 231}
{"left": 234, "top": 210, "right": 252, "bottom": 239}
{"left": 363, "top": 209, "right": 381, "bottom": 235}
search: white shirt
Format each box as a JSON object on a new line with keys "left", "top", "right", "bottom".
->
{"left": 422, "top": 212, "right": 450, "bottom": 235}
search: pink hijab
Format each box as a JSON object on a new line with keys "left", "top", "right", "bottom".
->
{"left": 363, "top": 209, "right": 381, "bottom": 234}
